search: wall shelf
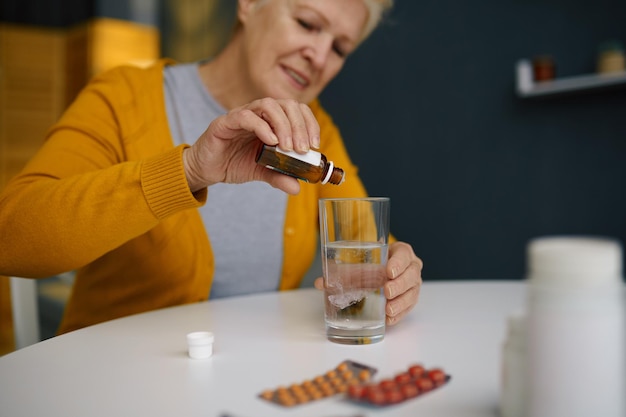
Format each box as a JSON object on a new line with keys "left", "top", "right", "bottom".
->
{"left": 515, "top": 59, "right": 626, "bottom": 98}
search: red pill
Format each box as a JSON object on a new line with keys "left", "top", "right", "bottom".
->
{"left": 428, "top": 368, "right": 447, "bottom": 386}
{"left": 401, "top": 383, "right": 419, "bottom": 399}
{"left": 367, "top": 388, "right": 387, "bottom": 405}
{"left": 384, "top": 388, "right": 405, "bottom": 405}
{"left": 347, "top": 384, "right": 367, "bottom": 399}
{"left": 394, "top": 372, "right": 412, "bottom": 385}
{"left": 415, "top": 377, "right": 434, "bottom": 392}
{"left": 379, "top": 379, "right": 397, "bottom": 391}
{"left": 408, "top": 364, "right": 425, "bottom": 378}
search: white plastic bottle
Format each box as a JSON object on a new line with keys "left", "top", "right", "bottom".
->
{"left": 526, "top": 236, "right": 625, "bottom": 417}
{"left": 500, "top": 311, "right": 528, "bottom": 417}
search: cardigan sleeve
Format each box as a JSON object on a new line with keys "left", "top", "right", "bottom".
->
{"left": 0, "top": 62, "right": 204, "bottom": 278}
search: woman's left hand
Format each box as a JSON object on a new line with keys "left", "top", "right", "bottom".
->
{"left": 382, "top": 242, "right": 423, "bottom": 325}
{"left": 314, "top": 241, "right": 423, "bottom": 325}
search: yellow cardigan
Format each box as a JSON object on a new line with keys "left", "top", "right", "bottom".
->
{"left": 0, "top": 59, "right": 371, "bottom": 333}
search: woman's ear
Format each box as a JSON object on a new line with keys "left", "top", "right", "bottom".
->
{"left": 237, "top": 0, "right": 258, "bottom": 24}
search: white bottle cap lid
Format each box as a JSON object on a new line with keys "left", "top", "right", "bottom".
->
{"left": 527, "top": 236, "right": 622, "bottom": 287}
{"left": 321, "top": 160, "right": 334, "bottom": 184}
{"left": 187, "top": 331, "right": 214, "bottom": 359}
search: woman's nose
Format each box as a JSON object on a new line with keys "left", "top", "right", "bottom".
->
{"left": 303, "top": 35, "right": 333, "bottom": 69}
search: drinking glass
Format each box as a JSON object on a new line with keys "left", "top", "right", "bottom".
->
{"left": 318, "top": 197, "right": 390, "bottom": 344}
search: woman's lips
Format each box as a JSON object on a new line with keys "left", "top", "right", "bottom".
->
{"left": 283, "top": 66, "right": 309, "bottom": 88}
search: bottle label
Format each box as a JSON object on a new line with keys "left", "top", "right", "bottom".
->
{"left": 274, "top": 146, "right": 322, "bottom": 166}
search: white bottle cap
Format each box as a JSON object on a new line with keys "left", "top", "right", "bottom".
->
{"left": 527, "top": 236, "right": 622, "bottom": 288}
{"left": 321, "top": 160, "right": 334, "bottom": 184}
{"left": 187, "top": 331, "right": 214, "bottom": 359}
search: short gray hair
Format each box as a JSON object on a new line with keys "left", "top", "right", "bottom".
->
{"left": 236, "top": 0, "right": 394, "bottom": 43}
{"left": 360, "top": 0, "right": 394, "bottom": 42}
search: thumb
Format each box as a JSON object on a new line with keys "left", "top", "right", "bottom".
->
{"left": 258, "top": 168, "right": 301, "bottom": 195}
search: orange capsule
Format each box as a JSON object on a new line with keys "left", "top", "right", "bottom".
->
{"left": 260, "top": 390, "right": 274, "bottom": 400}
{"left": 330, "top": 377, "right": 343, "bottom": 388}
{"left": 293, "top": 391, "right": 309, "bottom": 403}
{"left": 319, "top": 381, "right": 333, "bottom": 392}
{"left": 335, "top": 384, "right": 348, "bottom": 393}
{"left": 321, "top": 384, "right": 335, "bottom": 396}
{"left": 309, "top": 390, "right": 323, "bottom": 400}
{"left": 304, "top": 383, "right": 318, "bottom": 394}
{"left": 346, "top": 377, "right": 360, "bottom": 387}
{"left": 359, "top": 370, "right": 372, "bottom": 381}
{"left": 278, "top": 396, "right": 296, "bottom": 407}
{"left": 341, "top": 369, "right": 354, "bottom": 380}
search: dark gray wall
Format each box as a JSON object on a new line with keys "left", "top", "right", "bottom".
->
{"left": 5, "top": 0, "right": 625, "bottom": 281}
{"left": 319, "top": 0, "right": 626, "bottom": 280}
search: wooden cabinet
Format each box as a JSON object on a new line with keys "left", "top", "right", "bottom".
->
{"left": 0, "top": 18, "right": 159, "bottom": 190}
{"left": 0, "top": 18, "right": 159, "bottom": 354}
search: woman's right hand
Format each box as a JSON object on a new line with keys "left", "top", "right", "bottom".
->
{"left": 182, "top": 97, "right": 320, "bottom": 195}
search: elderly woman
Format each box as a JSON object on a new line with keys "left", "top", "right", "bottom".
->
{"left": 0, "top": 0, "right": 422, "bottom": 334}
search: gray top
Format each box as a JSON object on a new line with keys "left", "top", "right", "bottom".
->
{"left": 163, "top": 62, "right": 286, "bottom": 299}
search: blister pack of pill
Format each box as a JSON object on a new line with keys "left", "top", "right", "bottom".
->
{"left": 346, "top": 363, "right": 451, "bottom": 407}
{"left": 258, "top": 360, "right": 377, "bottom": 407}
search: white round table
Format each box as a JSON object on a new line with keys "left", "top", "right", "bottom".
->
{"left": 0, "top": 281, "right": 526, "bottom": 417}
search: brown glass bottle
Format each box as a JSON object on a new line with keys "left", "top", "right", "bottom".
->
{"left": 256, "top": 145, "right": 345, "bottom": 185}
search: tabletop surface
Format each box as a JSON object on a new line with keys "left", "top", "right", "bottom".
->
{"left": 0, "top": 281, "right": 528, "bottom": 417}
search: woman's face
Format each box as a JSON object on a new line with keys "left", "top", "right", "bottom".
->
{"left": 238, "top": 0, "right": 369, "bottom": 104}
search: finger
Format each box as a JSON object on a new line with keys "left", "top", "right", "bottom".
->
{"left": 386, "top": 285, "right": 420, "bottom": 326}
{"left": 300, "top": 102, "right": 321, "bottom": 149}
{"left": 384, "top": 244, "right": 422, "bottom": 300}
{"left": 226, "top": 108, "right": 279, "bottom": 146}
{"left": 256, "top": 166, "right": 301, "bottom": 195}
{"left": 384, "top": 259, "right": 422, "bottom": 300}
{"left": 248, "top": 98, "right": 294, "bottom": 151}
{"left": 387, "top": 242, "right": 422, "bottom": 281}
{"left": 281, "top": 99, "right": 310, "bottom": 153}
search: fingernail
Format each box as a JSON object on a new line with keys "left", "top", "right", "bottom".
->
{"left": 312, "top": 136, "right": 320, "bottom": 149}
{"left": 270, "top": 133, "right": 279, "bottom": 144}
{"left": 284, "top": 137, "right": 293, "bottom": 150}
{"left": 391, "top": 267, "right": 398, "bottom": 279}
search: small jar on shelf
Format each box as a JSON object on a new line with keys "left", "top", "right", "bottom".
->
{"left": 597, "top": 40, "right": 625, "bottom": 74}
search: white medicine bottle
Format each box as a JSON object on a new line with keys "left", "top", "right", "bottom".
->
{"left": 256, "top": 145, "right": 345, "bottom": 185}
{"left": 525, "top": 236, "right": 625, "bottom": 417}
{"left": 500, "top": 311, "right": 528, "bottom": 417}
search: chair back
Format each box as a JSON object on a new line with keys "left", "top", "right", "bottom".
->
{"left": 9, "top": 277, "right": 40, "bottom": 349}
